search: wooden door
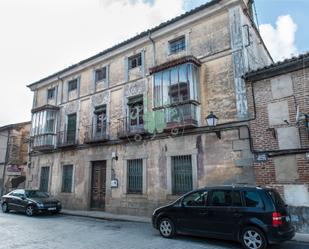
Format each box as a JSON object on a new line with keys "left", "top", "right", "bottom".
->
{"left": 91, "top": 161, "right": 106, "bottom": 209}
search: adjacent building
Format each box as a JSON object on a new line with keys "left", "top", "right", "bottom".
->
{"left": 0, "top": 122, "right": 31, "bottom": 195}
{"left": 26, "top": 0, "right": 272, "bottom": 216}
{"left": 245, "top": 53, "right": 309, "bottom": 232}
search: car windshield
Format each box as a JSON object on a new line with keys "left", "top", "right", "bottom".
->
{"left": 25, "top": 190, "right": 49, "bottom": 198}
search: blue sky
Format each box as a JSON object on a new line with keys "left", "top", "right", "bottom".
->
{"left": 183, "top": 0, "right": 308, "bottom": 54}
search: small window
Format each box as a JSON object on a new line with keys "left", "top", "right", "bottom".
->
{"left": 127, "top": 159, "right": 143, "bottom": 194}
{"left": 169, "top": 36, "right": 186, "bottom": 54}
{"left": 128, "top": 53, "right": 142, "bottom": 70}
{"left": 244, "top": 191, "right": 264, "bottom": 208}
{"left": 47, "top": 88, "right": 55, "bottom": 100}
{"left": 95, "top": 67, "right": 107, "bottom": 83}
{"left": 172, "top": 155, "right": 192, "bottom": 195}
{"left": 183, "top": 190, "right": 208, "bottom": 207}
{"left": 62, "top": 165, "right": 73, "bottom": 193}
{"left": 68, "top": 79, "right": 78, "bottom": 92}
{"left": 210, "top": 190, "right": 232, "bottom": 206}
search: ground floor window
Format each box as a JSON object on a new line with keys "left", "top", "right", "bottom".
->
{"left": 62, "top": 165, "right": 73, "bottom": 193}
{"left": 127, "top": 159, "right": 143, "bottom": 194}
{"left": 171, "top": 155, "right": 192, "bottom": 194}
{"left": 40, "top": 166, "right": 50, "bottom": 193}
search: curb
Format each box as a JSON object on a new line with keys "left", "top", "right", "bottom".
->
{"left": 60, "top": 211, "right": 151, "bottom": 224}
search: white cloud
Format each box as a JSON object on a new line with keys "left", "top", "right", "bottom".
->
{"left": 0, "top": 0, "right": 184, "bottom": 126}
{"left": 260, "top": 15, "right": 298, "bottom": 62}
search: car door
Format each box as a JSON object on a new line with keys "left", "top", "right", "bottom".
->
{"left": 10, "top": 190, "right": 26, "bottom": 211}
{"left": 206, "top": 189, "right": 241, "bottom": 239}
{"left": 175, "top": 190, "right": 209, "bottom": 235}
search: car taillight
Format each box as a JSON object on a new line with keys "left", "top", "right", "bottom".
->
{"left": 272, "top": 212, "right": 283, "bottom": 227}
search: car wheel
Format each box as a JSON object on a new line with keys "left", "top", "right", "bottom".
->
{"left": 2, "top": 202, "right": 9, "bottom": 213}
{"left": 159, "top": 218, "right": 175, "bottom": 238}
{"left": 241, "top": 226, "right": 267, "bottom": 249}
{"left": 25, "top": 205, "right": 35, "bottom": 217}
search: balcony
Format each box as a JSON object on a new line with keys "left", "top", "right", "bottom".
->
{"left": 117, "top": 117, "right": 148, "bottom": 139}
{"left": 30, "top": 134, "right": 56, "bottom": 152}
{"left": 84, "top": 125, "right": 109, "bottom": 144}
{"left": 57, "top": 130, "right": 78, "bottom": 148}
{"left": 164, "top": 103, "right": 198, "bottom": 130}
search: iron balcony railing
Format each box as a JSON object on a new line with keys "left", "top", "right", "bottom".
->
{"left": 164, "top": 103, "right": 198, "bottom": 129}
{"left": 117, "top": 116, "right": 147, "bottom": 138}
{"left": 57, "top": 129, "right": 79, "bottom": 147}
{"left": 84, "top": 124, "right": 109, "bottom": 143}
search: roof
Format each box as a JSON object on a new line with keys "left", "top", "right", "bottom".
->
{"left": 27, "top": 0, "right": 223, "bottom": 88}
{"left": 0, "top": 121, "right": 31, "bottom": 132}
{"left": 245, "top": 52, "right": 309, "bottom": 82}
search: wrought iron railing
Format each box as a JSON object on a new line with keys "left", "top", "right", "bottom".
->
{"left": 165, "top": 103, "right": 198, "bottom": 129}
{"left": 84, "top": 124, "right": 109, "bottom": 143}
{"left": 117, "top": 116, "right": 147, "bottom": 138}
{"left": 57, "top": 129, "right": 78, "bottom": 147}
{"left": 30, "top": 133, "right": 56, "bottom": 151}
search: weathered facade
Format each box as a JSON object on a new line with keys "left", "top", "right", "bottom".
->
{"left": 0, "top": 122, "right": 31, "bottom": 195}
{"left": 245, "top": 53, "right": 309, "bottom": 232}
{"left": 27, "top": 0, "right": 272, "bottom": 216}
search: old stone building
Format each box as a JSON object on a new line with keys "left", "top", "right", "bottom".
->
{"left": 245, "top": 53, "right": 309, "bottom": 232}
{"left": 27, "top": 0, "right": 272, "bottom": 216}
{"left": 0, "top": 122, "right": 31, "bottom": 195}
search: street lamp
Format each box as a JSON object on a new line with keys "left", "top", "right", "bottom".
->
{"left": 206, "top": 111, "right": 218, "bottom": 126}
{"left": 206, "top": 112, "right": 221, "bottom": 139}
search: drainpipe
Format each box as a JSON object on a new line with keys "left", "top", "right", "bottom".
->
{"left": 148, "top": 31, "right": 156, "bottom": 67}
{"left": 1, "top": 129, "right": 11, "bottom": 195}
{"left": 58, "top": 75, "right": 64, "bottom": 104}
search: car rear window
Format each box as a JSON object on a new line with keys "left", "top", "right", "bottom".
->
{"left": 268, "top": 190, "right": 286, "bottom": 208}
{"left": 244, "top": 191, "right": 264, "bottom": 208}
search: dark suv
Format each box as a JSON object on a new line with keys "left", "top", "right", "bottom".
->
{"left": 152, "top": 185, "right": 295, "bottom": 249}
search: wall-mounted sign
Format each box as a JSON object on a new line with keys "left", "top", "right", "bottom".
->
{"left": 255, "top": 153, "right": 268, "bottom": 162}
{"left": 111, "top": 179, "right": 118, "bottom": 188}
{"left": 6, "top": 165, "right": 25, "bottom": 176}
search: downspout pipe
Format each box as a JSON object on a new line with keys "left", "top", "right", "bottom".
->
{"left": 148, "top": 31, "right": 156, "bottom": 67}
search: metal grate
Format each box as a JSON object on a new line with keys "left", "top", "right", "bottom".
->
{"left": 127, "top": 159, "right": 143, "bottom": 194}
{"left": 40, "top": 167, "right": 50, "bottom": 193}
{"left": 172, "top": 155, "right": 192, "bottom": 195}
{"left": 62, "top": 165, "right": 73, "bottom": 193}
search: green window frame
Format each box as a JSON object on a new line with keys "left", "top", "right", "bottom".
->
{"left": 127, "top": 159, "right": 143, "bottom": 194}
{"left": 172, "top": 155, "right": 192, "bottom": 195}
{"left": 62, "top": 165, "right": 73, "bottom": 193}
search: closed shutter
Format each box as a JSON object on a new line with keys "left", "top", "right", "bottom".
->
{"left": 40, "top": 167, "right": 50, "bottom": 193}
{"left": 67, "top": 114, "right": 77, "bottom": 144}
{"left": 62, "top": 165, "right": 73, "bottom": 192}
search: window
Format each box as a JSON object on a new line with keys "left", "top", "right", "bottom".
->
{"left": 128, "top": 53, "right": 142, "bottom": 69}
{"left": 40, "top": 166, "right": 50, "bottom": 193}
{"left": 62, "top": 165, "right": 73, "bottom": 193}
{"left": 169, "top": 36, "right": 186, "bottom": 54}
{"left": 128, "top": 95, "right": 144, "bottom": 128}
{"left": 127, "top": 159, "right": 143, "bottom": 194}
{"left": 94, "top": 105, "right": 107, "bottom": 134}
{"left": 31, "top": 109, "right": 58, "bottom": 148}
{"left": 153, "top": 63, "right": 199, "bottom": 108}
{"left": 47, "top": 88, "right": 55, "bottom": 100}
{"left": 66, "top": 113, "right": 77, "bottom": 144}
{"left": 172, "top": 155, "right": 192, "bottom": 195}
{"left": 233, "top": 191, "right": 243, "bottom": 207}
{"left": 95, "top": 67, "right": 107, "bottom": 83}
{"left": 68, "top": 79, "right": 78, "bottom": 92}
{"left": 244, "top": 191, "right": 264, "bottom": 208}
{"left": 183, "top": 190, "right": 208, "bottom": 207}
{"left": 11, "top": 189, "right": 25, "bottom": 198}
{"left": 210, "top": 190, "right": 233, "bottom": 206}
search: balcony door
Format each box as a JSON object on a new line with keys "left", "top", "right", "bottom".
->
{"left": 128, "top": 95, "right": 144, "bottom": 132}
{"left": 67, "top": 113, "right": 77, "bottom": 144}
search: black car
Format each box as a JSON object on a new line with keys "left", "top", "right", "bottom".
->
{"left": 152, "top": 185, "right": 295, "bottom": 249}
{"left": 1, "top": 189, "right": 62, "bottom": 216}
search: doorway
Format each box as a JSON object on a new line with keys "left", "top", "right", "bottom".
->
{"left": 90, "top": 161, "right": 107, "bottom": 210}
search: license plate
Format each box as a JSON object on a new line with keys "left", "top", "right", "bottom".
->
{"left": 48, "top": 207, "right": 57, "bottom": 211}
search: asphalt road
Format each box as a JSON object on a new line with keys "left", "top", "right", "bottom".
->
{"left": 0, "top": 212, "right": 308, "bottom": 249}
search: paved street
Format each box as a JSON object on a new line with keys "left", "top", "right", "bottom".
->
{"left": 0, "top": 212, "right": 308, "bottom": 249}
